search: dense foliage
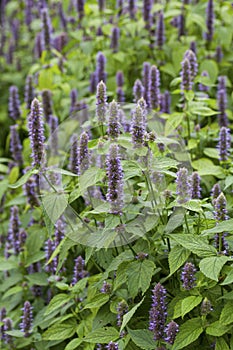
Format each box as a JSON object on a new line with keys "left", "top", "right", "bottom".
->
{"left": 1, "top": 0, "right": 233, "bottom": 349}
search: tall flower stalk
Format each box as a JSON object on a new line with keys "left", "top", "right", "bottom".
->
{"left": 149, "top": 283, "right": 167, "bottom": 341}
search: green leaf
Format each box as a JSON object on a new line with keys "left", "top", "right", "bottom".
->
{"left": 202, "top": 219, "right": 233, "bottom": 235}
{"left": 8, "top": 166, "right": 19, "bottom": 184}
{"left": 41, "top": 192, "right": 69, "bottom": 224}
{"left": 43, "top": 319, "right": 76, "bottom": 340}
{"left": 221, "top": 268, "right": 233, "bottom": 285}
{"left": 215, "top": 337, "right": 230, "bottom": 350}
{"left": 0, "top": 257, "right": 18, "bottom": 271}
{"left": 83, "top": 294, "right": 109, "bottom": 310}
{"left": 122, "top": 160, "right": 142, "bottom": 180}
{"left": 3, "top": 286, "right": 23, "bottom": 299}
{"left": 199, "top": 256, "right": 229, "bottom": 281}
{"left": 5, "top": 330, "right": 24, "bottom": 338}
{"left": 204, "top": 148, "right": 219, "bottom": 160}
{"left": 165, "top": 209, "right": 185, "bottom": 234}
{"left": 168, "top": 234, "right": 217, "bottom": 257}
{"left": 120, "top": 297, "right": 145, "bottom": 332}
{"left": 38, "top": 69, "right": 54, "bottom": 90}
{"left": 0, "top": 179, "right": 8, "bottom": 200}
{"left": 220, "top": 301, "right": 233, "bottom": 325}
{"left": 45, "top": 294, "right": 72, "bottom": 315}
{"left": 200, "top": 60, "right": 219, "bottom": 83}
{"left": 181, "top": 296, "right": 202, "bottom": 318}
{"left": 173, "top": 318, "right": 203, "bottom": 350}
{"left": 71, "top": 277, "right": 88, "bottom": 293}
{"left": 83, "top": 327, "right": 119, "bottom": 343}
{"left": 128, "top": 329, "right": 156, "bottom": 349}
{"left": 8, "top": 168, "right": 38, "bottom": 188}
{"left": 127, "top": 260, "right": 155, "bottom": 298}
{"left": 168, "top": 245, "right": 190, "bottom": 275}
{"left": 64, "top": 339, "right": 83, "bottom": 350}
{"left": 26, "top": 273, "right": 48, "bottom": 286}
{"left": 206, "top": 320, "right": 231, "bottom": 336}
{"left": 79, "top": 167, "right": 105, "bottom": 195}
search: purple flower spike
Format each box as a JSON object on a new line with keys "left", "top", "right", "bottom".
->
{"left": 25, "top": 0, "right": 33, "bottom": 28}
{"left": 78, "top": 131, "right": 89, "bottom": 175}
{"left": 214, "top": 193, "right": 228, "bottom": 222}
{"left": 191, "top": 172, "right": 201, "bottom": 199}
{"left": 178, "top": 13, "right": 185, "bottom": 39}
{"left": 45, "top": 239, "right": 57, "bottom": 274}
{"left": 110, "top": 27, "right": 120, "bottom": 53}
{"left": 96, "top": 52, "right": 107, "bottom": 84}
{"left": 143, "top": 0, "right": 152, "bottom": 29}
{"left": 58, "top": 2, "right": 67, "bottom": 30}
{"left": 150, "top": 65, "right": 160, "bottom": 110}
{"left": 8, "top": 86, "right": 21, "bottom": 120}
{"left": 116, "top": 71, "right": 124, "bottom": 88}
{"left": 28, "top": 98, "right": 45, "bottom": 168}
{"left": 160, "top": 90, "right": 171, "bottom": 114}
{"left": 106, "top": 144, "right": 124, "bottom": 215}
{"left": 184, "top": 50, "right": 198, "bottom": 80}
{"left": 10, "top": 125, "right": 23, "bottom": 167}
{"left": 34, "top": 32, "right": 43, "bottom": 58}
{"left": 142, "top": 62, "right": 151, "bottom": 108}
{"left": 117, "top": 301, "right": 128, "bottom": 327}
{"left": 217, "top": 77, "right": 228, "bottom": 127}
{"left": 20, "top": 301, "right": 33, "bottom": 337}
{"left": 96, "top": 81, "right": 107, "bottom": 124}
{"left": 0, "top": 307, "right": 6, "bottom": 341}
{"left": 24, "top": 171, "right": 39, "bottom": 207}
{"left": 98, "top": 0, "right": 105, "bottom": 12}
{"left": 41, "top": 7, "right": 52, "bottom": 51}
{"left": 70, "top": 88, "right": 78, "bottom": 113}
{"left": 181, "top": 57, "right": 192, "bottom": 91}
{"left": 106, "top": 342, "right": 119, "bottom": 350}
{"left": 41, "top": 89, "right": 53, "bottom": 122}
{"left": 128, "top": 0, "right": 136, "bottom": 19}
{"left": 156, "top": 11, "right": 165, "bottom": 48}
{"left": 181, "top": 262, "right": 196, "bottom": 290}
{"left": 76, "top": 0, "right": 85, "bottom": 21}
{"left": 8, "top": 206, "right": 21, "bottom": 255}
{"left": 165, "top": 320, "right": 179, "bottom": 345}
{"left": 218, "top": 127, "right": 231, "bottom": 162}
{"left": 89, "top": 72, "right": 96, "bottom": 94}
{"left": 133, "top": 79, "right": 144, "bottom": 102}
{"left": 131, "top": 103, "right": 146, "bottom": 147}
{"left": 25, "top": 75, "right": 35, "bottom": 110}
{"left": 190, "top": 41, "right": 197, "bottom": 55}
{"left": 216, "top": 45, "right": 223, "bottom": 63}
{"left": 176, "top": 167, "right": 191, "bottom": 204}
{"left": 116, "top": 87, "right": 125, "bottom": 103}
{"left": 3, "top": 317, "right": 13, "bottom": 345}
{"left": 69, "top": 135, "right": 79, "bottom": 174}
{"left": 101, "top": 281, "right": 112, "bottom": 294}
{"left": 211, "top": 183, "right": 221, "bottom": 205}
{"left": 72, "top": 256, "right": 86, "bottom": 285}
{"left": 205, "top": 0, "right": 214, "bottom": 43}
{"left": 149, "top": 283, "right": 167, "bottom": 341}
{"left": 107, "top": 100, "right": 120, "bottom": 140}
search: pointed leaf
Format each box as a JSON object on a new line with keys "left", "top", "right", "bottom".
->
{"left": 173, "top": 318, "right": 203, "bottom": 350}
{"left": 199, "top": 256, "right": 229, "bottom": 281}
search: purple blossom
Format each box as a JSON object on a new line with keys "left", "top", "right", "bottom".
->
{"left": 24, "top": 171, "right": 39, "bottom": 207}
{"left": 78, "top": 131, "right": 89, "bottom": 175}
{"left": 178, "top": 14, "right": 185, "bottom": 39}
{"left": 133, "top": 79, "right": 144, "bottom": 102}
{"left": 0, "top": 307, "right": 6, "bottom": 341}
{"left": 107, "top": 100, "right": 120, "bottom": 140}
{"left": 181, "top": 262, "right": 196, "bottom": 290}
{"left": 184, "top": 49, "right": 198, "bottom": 80}
{"left": 116, "top": 71, "right": 124, "bottom": 88}
{"left": 211, "top": 183, "right": 221, "bottom": 206}
{"left": 72, "top": 256, "right": 86, "bottom": 285}
{"left": 69, "top": 134, "right": 79, "bottom": 174}
{"left": 55, "top": 218, "right": 65, "bottom": 247}
{"left": 11, "top": 19, "right": 20, "bottom": 45}
{"left": 117, "top": 301, "right": 128, "bottom": 327}
{"left": 8, "top": 206, "right": 21, "bottom": 255}
{"left": 217, "top": 77, "right": 228, "bottom": 127}
{"left": 96, "top": 52, "right": 107, "bottom": 84}
{"left": 41, "top": 7, "right": 53, "bottom": 51}
{"left": 6, "top": 40, "right": 14, "bottom": 65}
{"left": 136, "top": 252, "right": 148, "bottom": 260}
{"left": 181, "top": 57, "right": 192, "bottom": 91}
{"left": 128, "top": 0, "right": 136, "bottom": 19}
{"left": 76, "top": 0, "right": 85, "bottom": 21}
{"left": 28, "top": 98, "right": 45, "bottom": 167}
{"left": 149, "top": 283, "right": 167, "bottom": 341}
{"left": 58, "top": 2, "right": 67, "bottom": 30}
{"left": 34, "top": 32, "right": 43, "bottom": 58}
{"left": 41, "top": 89, "right": 53, "bottom": 122}
{"left": 205, "top": 0, "right": 214, "bottom": 42}
{"left": 142, "top": 62, "right": 151, "bottom": 107}
{"left": 150, "top": 65, "right": 160, "bottom": 110}
{"left": 106, "top": 144, "right": 124, "bottom": 215}
{"left": 18, "top": 229, "right": 27, "bottom": 252}
{"left": 110, "top": 27, "right": 120, "bottom": 53}
{"left": 10, "top": 125, "right": 23, "bottom": 167}
{"left": 25, "top": 75, "right": 35, "bottom": 110}
{"left": 143, "top": 0, "right": 152, "bottom": 29}
{"left": 90, "top": 72, "right": 96, "bottom": 94}
{"left": 131, "top": 104, "right": 146, "bottom": 147}
{"left": 214, "top": 193, "right": 228, "bottom": 253}
{"left": 53, "top": 33, "right": 68, "bottom": 52}
{"left": 176, "top": 167, "right": 191, "bottom": 204}
{"left": 191, "top": 172, "right": 201, "bottom": 199}
{"left": 106, "top": 342, "right": 119, "bottom": 350}
{"left": 216, "top": 45, "right": 223, "bottom": 63}
{"left": 3, "top": 317, "right": 13, "bottom": 345}
{"left": 218, "top": 127, "right": 231, "bottom": 162}
{"left": 8, "top": 86, "right": 21, "bottom": 120}
{"left": 199, "top": 71, "right": 210, "bottom": 92}
{"left": 190, "top": 41, "right": 197, "bottom": 55}
{"left": 96, "top": 81, "right": 107, "bottom": 124}
{"left": 20, "top": 301, "right": 33, "bottom": 337}
{"left": 156, "top": 11, "right": 165, "bottom": 48}
{"left": 98, "top": 0, "right": 105, "bottom": 12}
{"left": 45, "top": 239, "right": 57, "bottom": 274}
{"left": 70, "top": 88, "right": 78, "bottom": 113}
{"left": 160, "top": 90, "right": 171, "bottom": 114}
{"left": 201, "top": 298, "right": 213, "bottom": 315}
{"left": 165, "top": 320, "right": 179, "bottom": 345}
{"left": 116, "top": 87, "right": 125, "bottom": 103}
{"left": 101, "top": 281, "right": 112, "bottom": 294}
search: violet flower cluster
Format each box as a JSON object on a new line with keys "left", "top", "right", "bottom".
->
{"left": 205, "top": 0, "right": 214, "bottom": 43}
{"left": 10, "top": 125, "right": 23, "bottom": 167}
{"left": 217, "top": 76, "right": 228, "bottom": 127}
{"left": 218, "top": 127, "right": 231, "bottom": 162}
{"left": 96, "top": 52, "right": 107, "bottom": 84}
{"left": 72, "top": 256, "right": 87, "bottom": 285}
{"left": 156, "top": 11, "right": 165, "bottom": 48}
{"left": 24, "top": 75, "right": 35, "bottom": 109}
{"left": 20, "top": 301, "right": 33, "bottom": 337}
{"left": 8, "top": 85, "right": 21, "bottom": 120}
{"left": 41, "top": 7, "right": 53, "bottom": 51}
{"left": 181, "top": 262, "right": 196, "bottom": 290}
{"left": 96, "top": 81, "right": 108, "bottom": 124}
{"left": 149, "top": 282, "right": 167, "bottom": 341}
{"left": 191, "top": 172, "right": 201, "bottom": 199}
{"left": 116, "top": 301, "right": 128, "bottom": 327}
{"left": 78, "top": 131, "right": 90, "bottom": 175}
{"left": 107, "top": 100, "right": 120, "bottom": 140}
{"left": 150, "top": 65, "right": 160, "bottom": 110}
{"left": 133, "top": 79, "right": 144, "bottom": 102}
{"left": 142, "top": 62, "right": 151, "bottom": 107}
{"left": 176, "top": 167, "right": 191, "bottom": 204}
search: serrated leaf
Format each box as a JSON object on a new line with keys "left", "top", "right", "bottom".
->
{"left": 41, "top": 192, "right": 69, "bottom": 224}
{"left": 168, "top": 234, "right": 217, "bottom": 257}
{"left": 220, "top": 301, "right": 233, "bottom": 325}
{"left": 221, "top": 268, "right": 233, "bottom": 285}
{"left": 173, "top": 318, "right": 203, "bottom": 350}
{"left": 127, "top": 260, "right": 155, "bottom": 298}
{"left": 3, "top": 286, "right": 23, "bottom": 299}
{"left": 120, "top": 297, "right": 145, "bottom": 332}
{"left": 83, "top": 294, "right": 109, "bottom": 310}
{"left": 5, "top": 330, "right": 24, "bottom": 338}
{"left": 71, "top": 277, "right": 88, "bottom": 293}
{"left": 128, "top": 329, "right": 156, "bottom": 349}
{"left": 64, "top": 339, "right": 83, "bottom": 350}
{"left": 45, "top": 293, "right": 72, "bottom": 315}
{"left": 199, "top": 256, "right": 229, "bottom": 281}
{"left": 165, "top": 209, "right": 185, "bottom": 234}
{"left": 206, "top": 320, "right": 231, "bottom": 336}
{"left": 0, "top": 258, "right": 18, "bottom": 271}
{"left": 26, "top": 272, "right": 48, "bottom": 286}
{"left": 202, "top": 219, "right": 233, "bottom": 235}
{"left": 168, "top": 246, "right": 190, "bottom": 275}
{"left": 83, "top": 327, "right": 119, "bottom": 343}
{"left": 79, "top": 167, "right": 105, "bottom": 194}
{"left": 215, "top": 337, "right": 230, "bottom": 350}
{"left": 43, "top": 319, "right": 76, "bottom": 340}
{"left": 181, "top": 296, "right": 202, "bottom": 318}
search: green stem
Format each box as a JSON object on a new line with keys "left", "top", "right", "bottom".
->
{"left": 184, "top": 212, "right": 190, "bottom": 233}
